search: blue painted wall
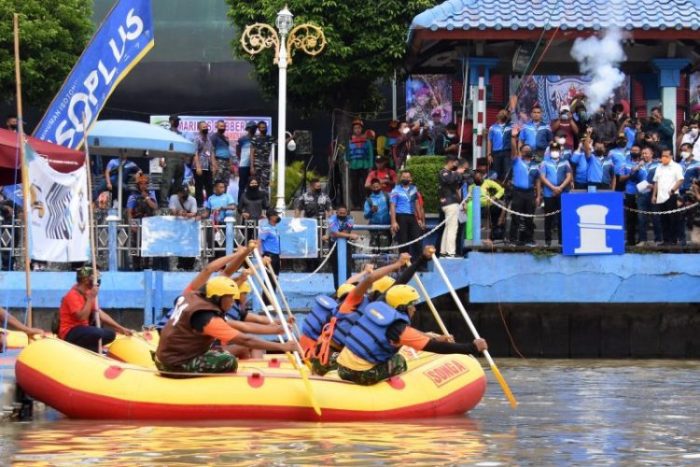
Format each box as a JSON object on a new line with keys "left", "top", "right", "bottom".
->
{"left": 1, "top": 254, "right": 699, "bottom": 317}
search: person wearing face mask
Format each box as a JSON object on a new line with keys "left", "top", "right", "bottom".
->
{"left": 487, "top": 109, "right": 513, "bottom": 180}
{"left": 508, "top": 142, "right": 540, "bottom": 246}
{"left": 327, "top": 205, "right": 360, "bottom": 289}
{"left": 539, "top": 142, "right": 572, "bottom": 246}
{"left": 390, "top": 170, "right": 424, "bottom": 259}
{"left": 617, "top": 149, "right": 646, "bottom": 245}
{"left": 438, "top": 154, "right": 466, "bottom": 257}
{"left": 678, "top": 121, "right": 700, "bottom": 161}
{"left": 676, "top": 143, "right": 700, "bottom": 245}
{"left": 584, "top": 139, "right": 617, "bottom": 191}
{"left": 210, "top": 120, "right": 236, "bottom": 189}
{"left": 568, "top": 128, "right": 593, "bottom": 190}
{"left": 4, "top": 115, "right": 18, "bottom": 132}
{"left": 551, "top": 105, "right": 579, "bottom": 149}
{"left": 516, "top": 105, "right": 552, "bottom": 160}
{"left": 364, "top": 156, "right": 396, "bottom": 193}
{"left": 643, "top": 106, "right": 675, "bottom": 151}
{"left": 194, "top": 121, "right": 217, "bottom": 206}
{"left": 250, "top": 121, "right": 275, "bottom": 197}
{"left": 608, "top": 132, "right": 629, "bottom": 175}
{"left": 652, "top": 149, "right": 685, "bottom": 245}
{"left": 346, "top": 119, "right": 374, "bottom": 210}
{"left": 259, "top": 209, "right": 282, "bottom": 281}
{"left": 168, "top": 184, "right": 198, "bottom": 270}
{"left": 636, "top": 147, "right": 662, "bottom": 246}
{"left": 590, "top": 107, "right": 617, "bottom": 146}
{"left": 364, "top": 178, "right": 391, "bottom": 249}
{"left": 294, "top": 178, "right": 332, "bottom": 220}
{"left": 391, "top": 121, "right": 422, "bottom": 169}
{"left": 239, "top": 178, "right": 269, "bottom": 240}
{"left": 236, "top": 121, "right": 257, "bottom": 205}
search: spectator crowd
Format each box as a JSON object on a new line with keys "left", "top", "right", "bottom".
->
{"left": 2, "top": 97, "right": 700, "bottom": 274}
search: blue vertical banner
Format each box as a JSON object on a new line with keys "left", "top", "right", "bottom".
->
{"left": 33, "top": 0, "right": 154, "bottom": 150}
{"left": 561, "top": 192, "right": 625, "bottom": 256}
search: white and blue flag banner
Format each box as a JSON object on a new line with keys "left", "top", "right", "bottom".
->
{"left": 259, "top": 217, "right": 319, "bottom": 259}
{"left": 33, "top": 0, "right": 154, "bottom": 149}
{"left": 141, "top": 216, "right": 201, "bottom": 257}
{"left": 26, "top": 146, "right": 90, "bottom": 262}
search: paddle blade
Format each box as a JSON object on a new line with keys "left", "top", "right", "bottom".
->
{"left": 490, "top": 362, "right": 518, "bottom": 409}
{"left": 300, "top": 366, "right": 322, "bottom": 416}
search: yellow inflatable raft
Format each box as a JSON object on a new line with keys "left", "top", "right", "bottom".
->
{"left": 1, "top": 330, "right": 29, "bottom": 350}
{"left": 16, "top": 338, "right": 486, "bottom": 421}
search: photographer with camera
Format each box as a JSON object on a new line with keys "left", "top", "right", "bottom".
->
{"left": 438, "top": 154, "right": 466, "bottom": 257}
{"left": 643, "top": 106, "right": 675, "bottom": 152}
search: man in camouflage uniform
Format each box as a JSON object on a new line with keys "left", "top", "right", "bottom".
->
{"left": 251, "top": 120, "right": 275, "bottom": 198}
{"left": 210, "top": 119, "right": 237, "bottom": 187}
{"left": 337, "top": 354, "right": 407, "bottom": 385}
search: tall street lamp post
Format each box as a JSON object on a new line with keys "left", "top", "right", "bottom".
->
{"left": 240, "top": 7, "right": 326, "bottom": 213}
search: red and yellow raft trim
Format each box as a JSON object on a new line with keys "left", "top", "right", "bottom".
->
{"left": 16, "top": 338, "right": 486, "bottom": 421}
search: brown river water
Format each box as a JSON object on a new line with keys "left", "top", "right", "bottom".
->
{"left": 1, "top": 359, "right": 699, "bottom": 465}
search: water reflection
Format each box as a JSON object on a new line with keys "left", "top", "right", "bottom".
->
{"left": 8, "top": 419, "right": 492, "bottom": 466}
{"left": 4, "top": 359, "right": 700, "bottom": 465}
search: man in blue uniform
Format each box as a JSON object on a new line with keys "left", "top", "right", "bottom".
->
{"left": 539, "top": 142, "right": 572, "bottom": 246}
{"left": 327, "top": 205, "right": 359, "bottom": 289}
{"left": 509, "top": 144, "right": 540, "bottom": 246}
{"left": 516, "top": 106, "right": 552, "bottom": 159}
{"left": 487, "top": 109, "right": 512, "bottom": 180}
{"left": 364, "top": 178, "right": 391, "bottom": 249}
{"left": 390, "top": 170, "right": 424, "bottom": 259}
{"left": 618, "top": 150, "right": 646, "bottom": 245}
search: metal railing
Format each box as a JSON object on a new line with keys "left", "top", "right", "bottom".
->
{"left": 0, "top": 213, "right": 333, "bottom": 272}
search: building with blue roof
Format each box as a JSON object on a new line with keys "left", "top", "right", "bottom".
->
{"left": 406, "top": 0, "right": 700, "bottom": 162}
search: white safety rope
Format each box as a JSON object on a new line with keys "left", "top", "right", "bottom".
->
{"left": 624, "top": 202, "right": 699, "bottom": 216}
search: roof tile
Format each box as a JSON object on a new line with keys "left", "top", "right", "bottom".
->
{"left": 411, "top": 0, "right": 700, "bottom": 33}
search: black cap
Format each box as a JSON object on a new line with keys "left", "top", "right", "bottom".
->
{"left": 267, "top": 209, "right": 280, "bottom": 219}
{"left": 169, "top": 114, "right": 180, "bottom": 122}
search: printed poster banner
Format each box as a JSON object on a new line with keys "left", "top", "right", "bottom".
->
{"left": 141, "top": 216, "right": 201, "bottom": 257}
{"left": 512, "top": 75, "right": 631, "bottom": 123}
{"left": 690, "top": 72, "right": 700, "bottom": 119}
{"left": 34, "top": 0, "right": 155, "bottom": 149}
{"left": 150, "top": 115, "right": 273, "bottom": 151}
{"left": 258, "top": 217, "right": 318, "bottom": 259}
{"left": 406, "top": 75, "right": 453, "bottom": 127}
{"left": 26, "top": 147, "right": 90, "bottom": 262}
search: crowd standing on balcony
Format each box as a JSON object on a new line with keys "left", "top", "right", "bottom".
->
{"left": 2, "top": 98, "right": 700, "bottom": 275}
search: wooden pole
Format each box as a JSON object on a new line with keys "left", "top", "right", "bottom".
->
{"left": 83, "top": 113, "right": 102, "bottom": 354}
{"left": 432, "top": 254, "right": 518, "bottom": 409}
{"left": 14, "top": 13, "right": 32, "bottom": 327}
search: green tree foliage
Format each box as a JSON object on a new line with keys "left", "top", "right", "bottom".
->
{"left": 406, "top": 155, "right": 444, "bottom": 213}
{"left": 0, "top": 0, "right": 93, "bottom": 107}
{"left": 226, "top": 0, "right": 437, "bottom": 115}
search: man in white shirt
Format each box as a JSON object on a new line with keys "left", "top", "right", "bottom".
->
{"left": 652, "top": 148, "right": 685, "bottom": 244}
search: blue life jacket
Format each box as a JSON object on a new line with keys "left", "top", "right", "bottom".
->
{"left": 302, "top": 295, "right": 337, "bottom": 341}
{"left": 347, "top": 138, "right": 369, "bottom": 161}
{"left": 345, "top": 301, "right": 409, "bottom": 364}
{"left": 331, "top": 296, "right": 369, "bottom": 347}
{"left": 225, "top": 303, "right": 244, "bottom": 322}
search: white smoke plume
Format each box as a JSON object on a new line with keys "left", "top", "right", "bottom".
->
{"left": 570, "top": 28, "right": 627, "bottom": 111}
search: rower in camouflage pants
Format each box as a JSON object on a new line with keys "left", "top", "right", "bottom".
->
{"left": 310, "top": 352, "right": 339, "bottom": 376}
{"left": 155, "top": 350, "right": 238, "bottom": 374}
{"left": 336, "top": 354, "right": 407, "bottom": 385}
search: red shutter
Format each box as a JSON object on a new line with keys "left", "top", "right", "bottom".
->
{"left": 631, "top": 77, "right": 647, "bottom": 118}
